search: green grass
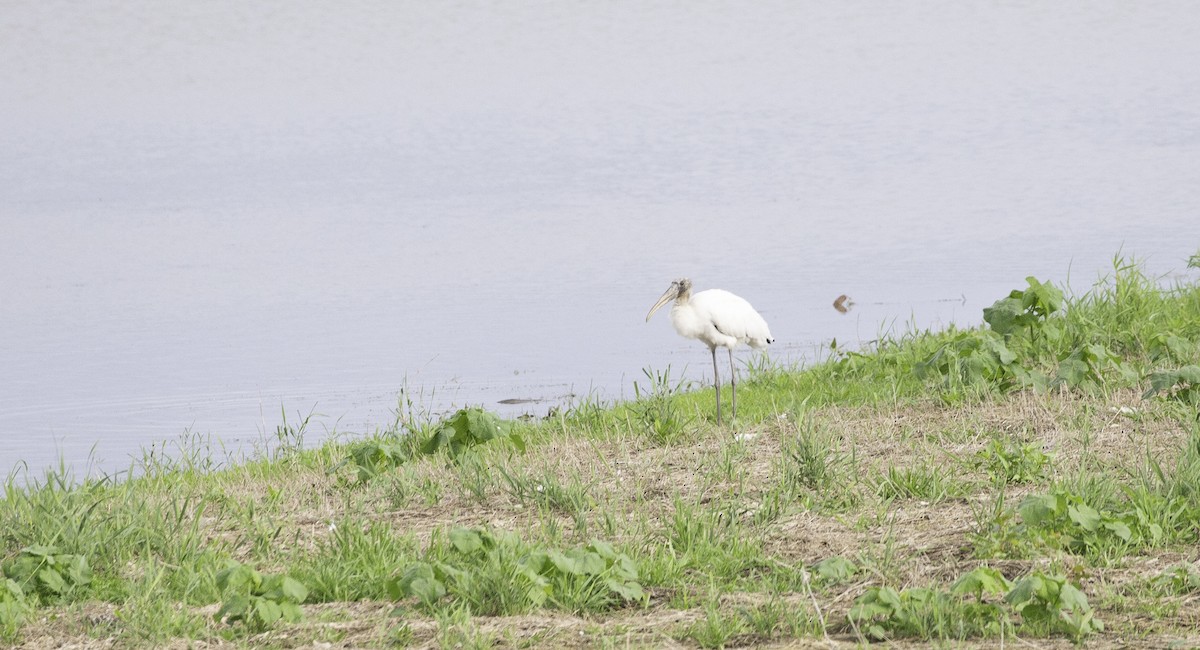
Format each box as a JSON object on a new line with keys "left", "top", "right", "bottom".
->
{"left": 3, "top": 256, "right": 1200, "bottom": 647}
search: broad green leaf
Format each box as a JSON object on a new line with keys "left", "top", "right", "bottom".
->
{"left": 605, "top": 578, "right": 645, "bottom": 601}
{"left": 21, "top": 545, "right": 56, "bottom": 559}
{"left": 65, "top": 555, "right": 91, "bottom": 587}
{"left": 423, "top": 408, "right": 518, "bottom": 457}
{"left": 812, "top": 556, "right": 857, "bottom": 583}
{"left": 449, "top": 528, "right": 485, "bottom": 554}
{"left": 587, "top": 540, "right": 617, "bottom": 560}
{"left": 951, "top": 567, "right": 1012, "bottom": 597}
{"left": 391, "top": 563, "right": 446, "bottom": 605}
{"left": 1, "top": 579, "right": 24, "bottom": 601}
{"left": 848, "top": 601, "right": 892, "bottom": 620}
{"left": 1068, "top": 503, "right": 1102, "bottom": 532}
{"left": 420, "top": 426, "right": 455, "bottom": 455}
{"left": 1056, "top": 358, "right": 1090, "bottom": 387}
{"left": 983, "top": 297, "right": 1024, "bottom": 337}
{"left": 215, "top": 594, "right": 250, "bottom": 622}
{"left": 1005, "top": 575, "right": 1040, "bottom": 609}
{"left": 1022, "top": 276, "right": 1063, "bottom": 316}
{"left": 279, "top": 576, "right": 308, "bottom": 603}
{"left": 1102, "top": 519, "right": 1132, "bottom": 541}
{"left": 1057, "top": 582, "right": 1090, "bottom": 610}
{"left": 875, "top": 586, "right": 903, "bottom": 609}
{"left": 526, "top": 580, "right": 550, "bottom": 607}
{"left": 611, "top": 555, "right": 639, "bottom": 581}
{"left": 37, "top": 568, "right": 67, "bottom": 594}
{"left": 520, "top": 551, "right": 550, "bottom": 576}
{"left": 548, "top": 549, "right": 605, "bottom": 576}
{"left": 216, "top": 562, "right": 259, "bottom": 591}
{"left": 1017, "top": 494, "right": 1059, "bottom": 526}
{"left": 254, "top": 598, "right": 283, "bottom": 625}
{"left": 279, "top": 601, "right": 304, "bottom": 623}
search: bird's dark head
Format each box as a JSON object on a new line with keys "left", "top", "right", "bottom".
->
{"left": 646, "top": 278, "right": 693, "bottom": 322}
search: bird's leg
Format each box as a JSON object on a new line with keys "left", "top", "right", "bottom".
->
{"left": 711, "top": 346, "right": 722, "bottom": 425}
{"left": 729, "top": 348, "right": 737, "bottom": 421}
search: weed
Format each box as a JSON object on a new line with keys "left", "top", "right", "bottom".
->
{"left": 1054, "top": 342, "right": 1136, "bottom": 392}
{"left": 810, "top": 556, "right": 858, "bottom": 586}
{"left": 422, "top": 408, "right": 526, "bottom": 459}
{"left": 631, "top": 367, "right": 695, "bottom": 444}
{"left": 1005, "top": 572, "right": 1102, "bottom": 641}
{"left": 1144, "top": 365, "right": 1200, "bottom": 404}
{"left": 431, "top": 602, "right": 496, "bottom": 650}
{"left": 214, "top": 560, "right": 308, "bottom": 631}
{"left": 779, "top": 413, "right": 843, "bottom": 492}
{"left": 874, "top": 464, "right": 963, "bottom": 502}
{"left": 499, "top": 466, "right": 593, "bottom": 535}
{"left": 914, "top": 329, "right": 1019, "bottom": 393}
{"left": 847, "top": 584, "right": 1007, "bottom": 642}
{"left": 846, "top": 567, "right": 1100, "bottom": 643}
{"left": 452, "top": 453, "right": 495, "bottom": 503}
{"left": 678, "top": 598, "right": 745, "bottom": 648}
{"left": 1151, "top": 564, "right": 1200, "bottom": 594}
{"left": 257, "top": 406, "right": 315, "bottom": 461}
{"left": 950, "top": 566, "right": 1013, "bottom": 600}
{"left": 2, "top": 545, "right": 92, "bottom": 602}
{"left": 0, "top": 579, "right": 29, "bottom": 642}
{"left": 984, "top": 275, "right": 1064, "bottom": 344}
{"left": 3, "top": 256, "right": 1200, "bottom": 647}
{"left": 112, "top": 561, "right": 210, "bottom": 644}
{"left": 295, "top": 522, "right": 417, "bottom": 602}
{"left": 975, "top": 439, "right": 1052, "bottom": 485}
{"left": 389, "top": 528, "right": 644, "bottom": 616}
{"left": 1015, "top": 487, "right": 1161, "bottom": 560}
{"left": 342, "top": 438, "right": 411, "bottom": 482}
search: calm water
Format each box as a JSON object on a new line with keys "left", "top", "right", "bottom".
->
{"left": 3, "top": 1, "right": 1199, "bottom": 480}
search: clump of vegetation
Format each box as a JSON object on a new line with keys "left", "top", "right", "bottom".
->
{"left": 847, "top": 567, "right": 1101, "bottom": 643}
{"left": 631, "top": 367, "right": 695, "bottom": 444}
{"left": 338, "top": 406, "right": 524, "bottom": 482}
{"left": 1144, "top": 365, "right": 1200, "bottom": 404}
{"left": 214, "top": 561, "right": 308, "bottom": 631}
{"left": 0, "top": 579, "right": 29, "bottom": 642}
{"left": 975, "top": 439, "right": 1053, "bottom": 485}
{"left": 388, "top": 528, "right": 644, "bottom": 615}
{"left": 1151, "top": 563, "right": 1200, "bottom": 595}
{"left": 2, "top": 545, "right": 92, "bottom": 602}
{"left": 421, "top": 408, "right": 526, "bottom": 459}
{"left": 1005, "top": 572, "right": 1103, "bottom": 641}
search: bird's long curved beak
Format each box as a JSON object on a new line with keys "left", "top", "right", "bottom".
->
{"left": 645, "top": 287, "right": 676, "bottom": 322}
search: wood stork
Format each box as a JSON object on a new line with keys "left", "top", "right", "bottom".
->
{"left": 645, "top": 278, "right": 774, "bottom": 425}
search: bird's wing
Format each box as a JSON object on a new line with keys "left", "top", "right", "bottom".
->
{"left": 693, "top": 289, "right": 772, "bottom": 346}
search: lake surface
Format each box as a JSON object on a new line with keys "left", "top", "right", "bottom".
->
{"left": 3, "top": 1, "right": 1199, "bottom": 481}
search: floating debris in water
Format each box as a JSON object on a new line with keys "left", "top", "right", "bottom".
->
{"left": 833, "top": 294, "right": 855, "bottom": 314}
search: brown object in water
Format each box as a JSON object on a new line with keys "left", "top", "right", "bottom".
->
{"left": 833, "top": 294, "right": 852, "bottom": 314}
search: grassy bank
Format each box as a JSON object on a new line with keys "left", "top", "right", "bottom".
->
{"left": 4, "top": 258, "right": 1200, "bottom": 648}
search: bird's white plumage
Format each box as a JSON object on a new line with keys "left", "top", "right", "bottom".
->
{"left": 645, "top": 278, "right": 773, "bottom": 425}
{"left": 672, "top": 289, "right": 773, "bottom": 351}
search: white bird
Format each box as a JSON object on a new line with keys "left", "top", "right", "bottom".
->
{"left": 645, "top": 278, "right": 774, "bottom": 425}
